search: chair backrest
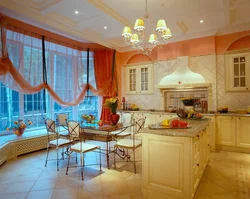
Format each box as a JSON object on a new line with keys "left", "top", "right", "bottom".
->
{"left": 44, "top": 118, "right": 57, "bottom": 142}
{"left": 45, "top": 118, "right": 56, "bottom": 133}
{"left": 67, "top": 120, "right": 80, "bottom": 140}
{"left": 56, "top": 113, "right": 68, "bottom": 126}
{"left": 119, "top": 112, "right": 134, "bottom": 125}
{"left": 135, "top": 117, "right": 146, "bottom": 134}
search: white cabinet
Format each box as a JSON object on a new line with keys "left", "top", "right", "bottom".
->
{"left": 225, "top": 52, "right": 250, "bottom": 92}
{"left": 216, "top": 116, "right": 236, "bottom": 146}
{"left": 236, "top": 116, "right": 250, "bottom": 148}
{"left": 142, "top": 125, "right": 210, "bottom": 199}
{"left": 191, "top": 127, "right": 210, "bottom": 196}
{"left": 216, "top": 116, "right": 250, "bottom": 148}
{"left": 125, "top": 63, "right": 154, "bottom": 94}
{"left": 205, "top": 116, "right": 215, "bottom": 151}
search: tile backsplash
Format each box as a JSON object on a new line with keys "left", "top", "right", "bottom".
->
{"left": 121, "top": 54, "right": 250, "bottom": 112}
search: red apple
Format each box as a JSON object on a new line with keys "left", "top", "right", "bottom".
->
{"left": 171, "top": 119, "right": 180, "bottom": 128}
{"left": 195, "top": 113, "right": 202, "bottom": 119}
{"left": 98, "top": 120, "right": 103, "bottom": 126}
{"left": 179, "top": 120, "right": 188, "bottom": 128}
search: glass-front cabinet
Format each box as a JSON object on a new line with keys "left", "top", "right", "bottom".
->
{"left": 125, "top": 63, "right": 154, "bottom": 94}
{"left": 225, "top": 52, "right": 250, "bottom": 92}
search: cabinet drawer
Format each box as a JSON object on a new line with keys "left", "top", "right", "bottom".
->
{"left": 192, "top": 158, "right": 200, "bottom": 194}
{"left": 192, "top": 135, "right": 200, "bottom": 162}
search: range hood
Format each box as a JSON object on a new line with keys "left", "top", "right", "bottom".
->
{"left": 156, "top": 56, "right": 209, "bottom": 89}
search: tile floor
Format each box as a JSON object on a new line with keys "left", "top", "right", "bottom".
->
{"left": 0, "top": 143, "right": 250, "bottom": 199}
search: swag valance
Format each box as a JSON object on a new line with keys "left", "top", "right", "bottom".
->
{"left": 0, "top": 15, "right": 117, "bottom": 107}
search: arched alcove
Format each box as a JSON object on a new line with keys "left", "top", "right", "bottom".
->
{"left": 226, "top": 34, "right": 250, "bottom": 52}
{"left": 125, "top": 53, "right": 152, "bottom": 65}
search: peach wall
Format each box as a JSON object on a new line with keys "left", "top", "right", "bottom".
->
{"left": 215, "top": 30, "right": 250, "bottom": 54}
{"left": 227, "top": 35, "right": 250, "bottom": 51}
{"left": 119, "top": 36, "right": 216, "bottom": 66}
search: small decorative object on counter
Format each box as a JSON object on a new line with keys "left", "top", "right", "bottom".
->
{"left": 6, "top": 119, "right": 32, "bottom": 136}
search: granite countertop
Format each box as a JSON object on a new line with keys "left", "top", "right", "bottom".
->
{"left": 118, "top": 109, "right": 250, "bottom": 117}
{"left": 141, "top": 118, "right": 211, "bottom": 138}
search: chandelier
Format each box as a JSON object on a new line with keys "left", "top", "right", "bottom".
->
{"left": 122, "top": 0, "right": 172, "bottom": 55}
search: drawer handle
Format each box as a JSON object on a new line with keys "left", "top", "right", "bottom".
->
{"left": 239, "top": 117, "right": 241, "bottom": 120}
{"left": 197, "top": 135, "right": 199, "bottom": 138}
{"left": 197, "top": 164, "right": 199, "bottom": 167}
{"left": 208, "top": 144, "right": 210, "bottom": 146}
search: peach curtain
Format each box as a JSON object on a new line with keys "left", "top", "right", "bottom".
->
{"left": 93, "top": 49, "right": 118, "bottom": 121}
{"left": 0, "top": 16, "right": 99, "bottom": 106}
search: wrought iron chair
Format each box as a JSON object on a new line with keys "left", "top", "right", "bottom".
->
{"left": 66, "top": 120, "right": 102, "bottom": 180}
{"left": 44, "top": 118, "right": 73, "bottom": 171}
{"left": 111, "top": 112, "right": 134, "bottom": 139}
{"left": 55, "top": 113, "right": 69, "bottom": 138}
{"left": 114, "top": 117, "right": 146, "bottom": 173}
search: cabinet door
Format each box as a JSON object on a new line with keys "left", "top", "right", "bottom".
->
{"left": 125, "top": 67, "right": 137, "bottom": 94}
{"left": 124, "top": 64, "right": 154, "bottom": 94}
{"left": 216, "top": 116, "right": 236, "bottom": 146}
{"left": 236, "top": 117, "right": 250, "bottom": 148}
{"left": 225, "top": 53, "right": 250, "bottom": 92}
{"left": 140, "top": 66, "right": 154, "bottom": 94}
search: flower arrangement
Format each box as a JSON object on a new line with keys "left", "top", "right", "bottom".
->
{"left": 104, "top": 97, "right": 119, "bottom": 113}
{"left": 6, "top": 119, "right": 32, "bottom": 136}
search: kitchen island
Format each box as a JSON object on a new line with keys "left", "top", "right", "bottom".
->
{"left": 141, "top": 118, "right": 211, "bottom": 199}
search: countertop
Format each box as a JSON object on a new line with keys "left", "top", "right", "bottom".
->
{"left": 118, "top": 109, "right": 250, "bottom": 117}
{"left": 141, "top": 118, "right": 211, "bottom": 138}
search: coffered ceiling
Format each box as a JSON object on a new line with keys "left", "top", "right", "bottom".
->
{"left": 1, "top": 0, "right": 250, "bottom": 52}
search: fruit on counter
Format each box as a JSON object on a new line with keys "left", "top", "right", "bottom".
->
{"left": 179, "top": 120, "right": 188, "bottom": 128}
{"left": 130, "top": 104, "right": 138, "bottom": 109}
{"left": 194, "top": 113, "right": 202, "bottom": 119}
{"left": 187, "top": 109, "right": 195, "bottom": 118}
{"left": 171, "top": 119, "right": 180, "bottom": 128}
{"left": 162, "top": 119, "right": 170, "bottom": 126}
{"left": 98, "top": 120, "right": 103, "bottom": 126}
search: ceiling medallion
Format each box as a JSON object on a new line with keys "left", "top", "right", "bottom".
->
{"left": 122, "top": 0, "right": 172, "bottom": 55}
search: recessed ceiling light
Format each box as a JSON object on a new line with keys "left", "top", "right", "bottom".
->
{"left": 104, "top": 26, "right": 107, "bottom": 29}
{"left": 75, "top": 10, "right": 79, "bottom": 14}
{"left": 200, "top": 20, "right": 204, "bottom": 23}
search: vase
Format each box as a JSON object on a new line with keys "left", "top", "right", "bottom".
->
{"left": 109, "top": 113, "right": 120, "bottom": 125}
{"left": 14, "top": 128, "right": 25, "bottom": 136}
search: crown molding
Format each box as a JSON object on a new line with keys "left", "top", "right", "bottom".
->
{"left": 87, "top": 0, "right": 133, "bottom": 28}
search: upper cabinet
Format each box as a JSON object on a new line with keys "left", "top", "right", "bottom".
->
{"left": 225, "top": 51, "right": 250, "bottom": 92}
{"left": 124, "top": 63, "right": 154, "bottom": 94}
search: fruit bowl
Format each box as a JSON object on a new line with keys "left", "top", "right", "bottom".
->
{"left": 128, "top": 107, "right": 139, "bottom": 111}
{"left": 181, "top": 98, "right": 194, "bottom": 106}
{"left": 81, "top": 114, "right": 96, "bottom": 123}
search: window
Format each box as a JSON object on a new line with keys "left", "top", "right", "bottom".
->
{"left": 0, "top": 30, "right": 99, "bottom": 135}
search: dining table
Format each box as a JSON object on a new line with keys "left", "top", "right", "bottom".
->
{"left": 80, "top": 122, "right": 133, "bottom": 169}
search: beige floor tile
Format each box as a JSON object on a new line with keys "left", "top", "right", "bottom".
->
{"left": 195, "top": 180, "right": 227, "bottom": 196}
{"left": 4, "top": 181, "right": 35, "bottom": 194}
{"left": 194, "top": 194, "right": 212, "bottom": 199}
{"left": 26, "top": 189, "right": 54, "bottom": 199}
{"left": 210, "top": 193, "right": 239, "bottom": 199}
{"left": 2, "top": 148, "right": 250, "bottom": 199}
{"left": 102, "top": 181, "right": 128, "bottom": 195}
{"left": 78, "top": 184, "right": 103, "bottom": 198}
{"left": 52, "top": 187, "right": 78, "bottom": 199}
{"left": 0, "top": 192, "right": 28, "bottom": 199}
{"left": 32, "top": 179, "right": 57, "bottom": 191}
